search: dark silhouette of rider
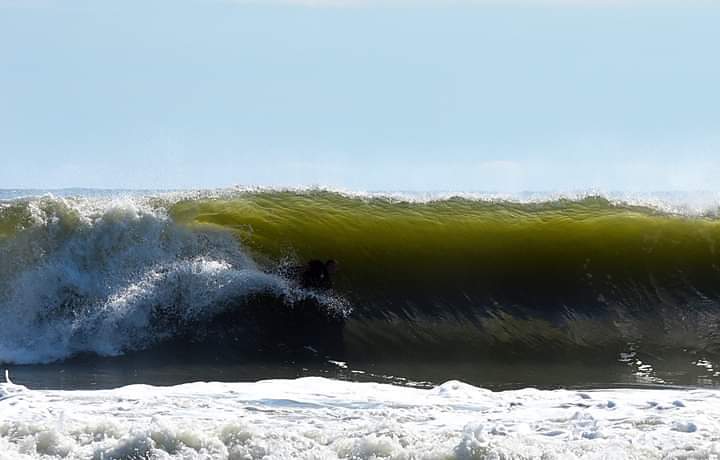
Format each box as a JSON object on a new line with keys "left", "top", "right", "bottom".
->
{"left": 301, "top": 259, "right": 338, "bottom": 289}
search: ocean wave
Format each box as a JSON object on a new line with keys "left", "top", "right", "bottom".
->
{"left": 0, "top": 195, "right": 348, "bottom": 364}
{"left": 1, "top": 189, "right": 720, "bottom": 364}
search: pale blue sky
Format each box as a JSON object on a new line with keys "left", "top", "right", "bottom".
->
{"left": 1, "top": 0, "right": 719, "bottom": 191}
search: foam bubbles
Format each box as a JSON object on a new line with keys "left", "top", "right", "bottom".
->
{"left": 1, "top": 377, "right": 719, "bottom": 459}
{"left": 0, "top": 195, "right": 296, "bottom": 364}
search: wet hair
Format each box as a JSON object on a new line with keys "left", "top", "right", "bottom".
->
{"left": 325, "top": 259, "right": 338, "bottom": 273}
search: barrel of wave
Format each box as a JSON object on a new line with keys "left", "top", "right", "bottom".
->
{"left": 167, "top": 191, "right": 720, "bottom": 359}
{"left": 169, "top": 191, "right": 720, "bottom": 300}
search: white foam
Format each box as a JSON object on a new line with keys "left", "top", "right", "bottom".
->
{"left": 1, "top": 377, "right": 719, "bottom": 459}
{"left": 0, "top": 196, "right": 322, "bottom": 364}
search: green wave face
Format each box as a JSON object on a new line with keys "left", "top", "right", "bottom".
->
{"left": 170, "top": 191, "right": 720, "bottom": 356}
{"left": 170, "top": 191, "right": 720, "bottom": 291}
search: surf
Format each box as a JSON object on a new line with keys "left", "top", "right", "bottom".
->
{"left": 1, "top": 189, "right": 720, "bottom": 365}
{"left": 1, "top": 373, "right": 717, "bottom": 459}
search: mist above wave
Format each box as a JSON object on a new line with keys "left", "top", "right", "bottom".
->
{"left": 2, "top": 187, "right": 720, "bottom": 216}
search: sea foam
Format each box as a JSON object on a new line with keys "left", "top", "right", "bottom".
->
{"left": 0, "top": 195, "right": 293, "bottom": 364}
{"left": 1, "top": 376, "right": 719, "bottom": 459}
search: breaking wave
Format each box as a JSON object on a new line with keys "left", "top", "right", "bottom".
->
{"left": 0, "top": 194, "right": 346, "bottom": 364}
{"left": 2, "top": 189, "right": 720, "bottom": 364}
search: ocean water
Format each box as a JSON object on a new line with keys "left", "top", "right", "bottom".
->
{"left": 2, "top": 188, "right": 720, "bottom": 458}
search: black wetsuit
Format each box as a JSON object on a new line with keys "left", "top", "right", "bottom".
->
{"left": 202, "top": 259, "right": 344, "bottom": 354}
{"left": 301, "top": 259, "right": 332, "bottom": 289}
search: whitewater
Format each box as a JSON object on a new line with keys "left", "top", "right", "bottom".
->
{"left": 2, "top": 373, "right": 718, "bottom": 459}
{"left": 0, "top": 190, "right": 357, "bottom": 364}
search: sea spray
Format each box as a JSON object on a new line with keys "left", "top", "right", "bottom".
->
{"left": 0, "top": 195, "right": 299, "bottom": 364}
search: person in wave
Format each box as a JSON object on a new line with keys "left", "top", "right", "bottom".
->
{"left": 301, "top": 259, "right": 338, "bottom": 289}
{"left": 205, "top": 258, "right": 344, "bottom": 355}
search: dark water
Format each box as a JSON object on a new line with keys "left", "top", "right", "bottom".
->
{"left": 5, "top": 344, "right": 718, "bottom": 391}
